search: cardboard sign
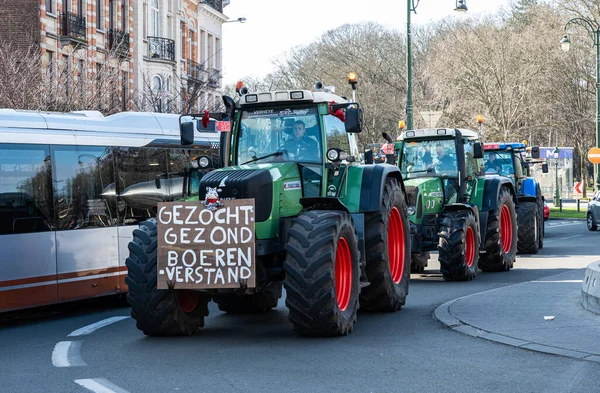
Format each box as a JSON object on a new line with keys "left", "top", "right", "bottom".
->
{"left": 156, "top": 199, "right": 256, "bottom": 290}
{"left": 216, "top": 121, "right": 231, "bottom": 132}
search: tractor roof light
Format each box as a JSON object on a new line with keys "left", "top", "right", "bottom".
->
{"left": 399, "top": 120, "right": 406, "bottom": 130}
{"left": 476, "top": 114, "right": 484, "bottom": 124}
{"left": 235, "top": 81, "right": 244, "bottom": 92}
{"left": 347, "top": 72, "right": 358, "bottom": 85}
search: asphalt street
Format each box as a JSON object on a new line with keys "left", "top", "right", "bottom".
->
{"left": 1, "top": 219, "right": 598, "bottom": 393}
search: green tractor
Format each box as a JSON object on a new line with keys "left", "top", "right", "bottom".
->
{"left": 389, "top": 128, "right": 518, "bottom": 280}
{"left": 125, "top": 80, "right": 412, "bottom": 337}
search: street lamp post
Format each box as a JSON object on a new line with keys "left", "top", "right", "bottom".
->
{"left": 405, "top": 0, "right": 467, "bottom": 130}
{"left": 553, "top": 146, "right": 560, "bottom": 206}
{"left": 561, "top": 18, "right": 600, "bottom": 190}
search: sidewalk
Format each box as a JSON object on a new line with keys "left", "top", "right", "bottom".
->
{"left": 435, "top": 269, "right": 600, "bottom": 362}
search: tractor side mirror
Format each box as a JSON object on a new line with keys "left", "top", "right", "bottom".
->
{"left": 345, "top": 107, "right": 363, "bottom": 133}
{"left": 364, "top": 149, "right": 374, "bottom": 164}
{"left": 180, "top": 121, "right": 194, "bottom": 146}
{"left": 542, "top": 163, "right": 549, "bottom": 173}
{"left": 473, "top": 142, "right": 484, "bottom": 159}
{"left": 531, "top": 146, "right": 540, "bottom": 159}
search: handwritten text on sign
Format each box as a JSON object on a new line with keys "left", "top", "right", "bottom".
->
{"left": 156, "top": 200, "right": 255, "bottom": 289}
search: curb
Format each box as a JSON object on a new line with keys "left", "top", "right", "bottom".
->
{"left": 434, "top": 296, "right": 600, "bottom": 363}
{"left": 582, "top": 261, "right": 600, "bottom": 315}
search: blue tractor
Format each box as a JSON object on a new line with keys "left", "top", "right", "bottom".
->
{"left": 482, "top": 142, "right": 547, "bottom": 254}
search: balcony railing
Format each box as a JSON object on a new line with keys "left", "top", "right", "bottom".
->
{"left": 148, "top": 37, "right": 175, "bottom": 62}
{"left": 108, "top": 29, "right": 130, "bottom": 58}
{"left": 201, "top": 0, "right": 223, "bottom": 13}
{"left": 60, "top": 11, "right": 87, "bottom": 41}
{"left": 187, "top": 60, "right": 206, "bottom": 83}
{"left": 208, "top": 68, "right": 221, "bottom": 88}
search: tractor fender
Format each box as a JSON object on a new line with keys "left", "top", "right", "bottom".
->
{"left": 520, "top": 177, "right": 538, "bottom": 198}
{"left": 517, "top": 194, "right": 536, "bottom": 204}
{"left": 481, "top": 177, "right": 516, "bottom": 212}
{"left": 359, "top": 164, "right": 405, "bottom": 212}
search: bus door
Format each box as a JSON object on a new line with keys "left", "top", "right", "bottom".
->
{"left": 51, "top": 146, "right": 120, "bottom": 302}
{"left": 0, "top": 144, "right": 57, "bottom": 311}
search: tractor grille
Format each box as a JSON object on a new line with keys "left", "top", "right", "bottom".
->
{"left": 199, "top": 169, "right": 273, "bottom": 222}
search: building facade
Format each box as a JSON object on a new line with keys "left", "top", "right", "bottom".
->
{"left": 0, "top": 0, "right": 228, "bottom": 114}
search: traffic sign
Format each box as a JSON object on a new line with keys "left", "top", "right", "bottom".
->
{"left": 216, "top": 121, "right": 231, "bottom": 132}
{"left": 574, "top": 181, "right": 582, "bottom": 194}
{"left": 420, "top": 111, "right": 443, "bottom": 128}
{"left": 588, "top": 147, "right": 600, "bottom": 164}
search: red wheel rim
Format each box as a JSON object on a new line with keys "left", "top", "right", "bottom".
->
{"left": 500, "top": 205, "right": 513, "bottom": 253}
{"left": 335, "top": 237, "right": 352, "bottom": 311}
{"left": 465, "top": 226, "right": 475, "bottom": 267}
{"left": 388, "top": 207, "right": 405, "bottom": 284}
{"left": 178, "top": 290, "right": 199, "bottom": 313}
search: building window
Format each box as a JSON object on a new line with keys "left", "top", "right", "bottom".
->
{"left": 189, "top": 29, "right": 194, "bottom": 61}
{"left": 96, "top": 0, "right": 102, "bottom": 29}
{"left": 77, "top": 59, "right": 85, "bottom": 97}
{"left": 46, "top": 0, "right": 53, "bottom": 13}
{"left": 150, "top": 0, "right": 159, "bottom": 37}
{"left": 215, "top": 37, "right": 220, "bottom": 69}
{"left": 78, "top": 0, "right": 85, "bottom": 17}
{"left": 121, "top": 0, "right": 127, "bottom": 30}
{"left": 122, "top": 70, "right": 128, "bottom": 111}
{"left": 46, "top": 51, "right": 54, "bottom": 82}
{"left": 109, "top": 0, "right": 115, "bottom": 30}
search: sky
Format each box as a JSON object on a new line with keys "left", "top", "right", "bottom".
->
{"left": 221, "top": 0, "right": 511, "bottom": 85}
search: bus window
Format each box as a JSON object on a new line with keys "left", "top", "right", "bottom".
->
{"left": 0, "top": 144, "right": 53, "bottom": 234}
{"left": 114, "top": 147, "right": 169, "bottom": 225}
{"left": 51, "top": 146, "right": 117, "bottom": 230}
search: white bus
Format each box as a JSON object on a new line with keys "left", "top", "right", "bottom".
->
{"left": 0, "top": 109, "right": 219, "bottom": 312}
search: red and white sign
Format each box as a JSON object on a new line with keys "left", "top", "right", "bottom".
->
{"left": 381, "top": 143, "right": 395, "bottom": 155}
{"left": 216, "top": 121, "right": 231, "bottom": 132}
{"left": 574, "top": 181, "right": 582, "bottom": 194}
{"left": 484, "top": 143, "right": 500, "bottom": 150}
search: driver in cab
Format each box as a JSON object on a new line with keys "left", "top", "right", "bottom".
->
{"left": 282, "top": 120, "right": 319, "bottom": 161}
{"left": 431, "top": 144, "right": 455, "bottom": 172}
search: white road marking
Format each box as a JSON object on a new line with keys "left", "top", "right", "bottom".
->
{"left": 547, "top": 222, "right": 580, "bottom": 228}
{"left": 68, "top": 316, "right": 129, "bottom": 337}
{"left": 52, "top": 341, "right": 86, "bottom": 367}
{"left": 559, "top": 235, "right": 583, "bottom": 240}
{"left": 74, "top": 378, "right": 130, "bottom": 393}
{"left": 533, "top": 280, "right": 583, "bottom": 283}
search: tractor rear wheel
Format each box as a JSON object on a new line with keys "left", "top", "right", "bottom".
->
{"left": 516, "top": 202, "right": 539, "bottom": 254}
{"left": 438, "top": 210, "right": 480, "bottom": 281}
{"left": 479, "top": 187, "right": 518, "bottom": 272}
{"left": 360, "top": 178, "right": 411, "bottom": 312}
{"left": 126, "top": 219, "right": 210, "bottom": 336}
{"left": 214, "top": 282, "right": 282, "bottom": 314}
{"left": 411, "top": 252, "right": 430, "bottom": 274}
{"left": 283, "top": 211, "right": 360, "bottom": 336}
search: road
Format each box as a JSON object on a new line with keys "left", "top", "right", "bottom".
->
{"left": 1, "top": 219, "right": 598, "bottom": 393}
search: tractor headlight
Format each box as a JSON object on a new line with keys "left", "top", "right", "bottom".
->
{"left": 407, "top": 206, "right": 415, "bottom": 216}
{"left": 327, "top": 148, "right": 347, "bottom": 162}
{"left": 198, "top": 156, "right": 210, "bottom": 168}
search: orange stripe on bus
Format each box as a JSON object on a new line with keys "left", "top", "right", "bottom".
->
{"left": 0, "top": 266, "right": 129, "bottom": 289}
{"left": 0, "top": 284, "right": 57, "bottom": 312}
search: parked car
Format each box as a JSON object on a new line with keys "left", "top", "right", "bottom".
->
{"left": 587, "top": 191, "right": 600, "bottom": 231}
{"left": 543, "top": 200, "right": 550, "bottom": 220}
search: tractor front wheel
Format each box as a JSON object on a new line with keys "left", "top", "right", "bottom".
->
{"left": 411, "top": 252, "right": 430, "bottom": 274}
{"left": 283, "top": 211, "right": 360, "bottom": 336}
{"left": 126, "top": 219, "right": 210, "bottom": 336}
{"left": 360, "top": 178, "right": 411, "bottom": 312}
{"left": 479, "top": 188, "right": 518, "bottom": 272}
{"left": 516, "top": 202, "right": 539, "bottom": 254}
{"left": 438, "top": 211, "right": 480, "bottom": 281}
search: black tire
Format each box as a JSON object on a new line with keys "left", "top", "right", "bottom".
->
{"left": 516, "top": 202, "right": 539, "bottom": 254}
{"left": 479, "top": 188, "right": 518, "bottom": 272}
{"left": 438, "top": 211, "right": 480, "bottom": 281}
{"left": 411, "top": 252, "right": 430, "bottom": 274}
{"left": 214, "top": 282, "right": 282, "bottom": 314}
{"left": 125, "top": 219, "right": 210, "bottom": 336}
{"left": 360, "top": 178, "right": 411, "bottom": 312}
{"left": 588, "top": 212, "right": 598, "bottom": 231}
{"left": 284, "top": 211, "right": 360, "bottom": 336}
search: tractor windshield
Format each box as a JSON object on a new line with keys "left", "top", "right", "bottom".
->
{"left": 236, "top": 106, "right": 322, "bottom": 165}
{"left": 400, "top": 139, "right": 458, "bottom": 178}
{"left": 484, "top": 150, "right": 514, "bottom": 176}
